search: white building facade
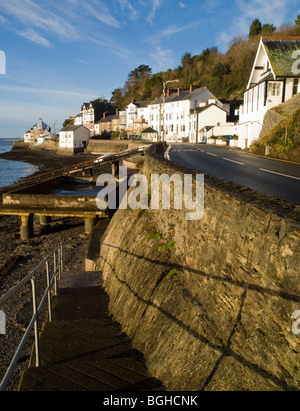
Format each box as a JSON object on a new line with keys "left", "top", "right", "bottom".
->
{"left": 59, "top": 125, "right": 90, "bottom": 153}
{"left": 238, "top": 37, "right": 300, "bottom": 149}
{"left": 148, "top": 86, "right": 229, "bottom": 142}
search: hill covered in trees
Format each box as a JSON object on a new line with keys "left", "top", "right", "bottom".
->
{"left": 110, "top": 17, "right": 300, "bottom": 108}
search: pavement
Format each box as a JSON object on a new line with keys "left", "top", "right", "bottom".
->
{"left": 18, "top": 271, "right": 164, "bottom": 391}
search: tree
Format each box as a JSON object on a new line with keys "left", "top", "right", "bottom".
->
{"left": 295, "top": 15, "right": 300, "bottom": 25}
{"left": 110, "top": 88, "right": 124, "bottom": 108}
{"left": 262, "top": 24, "right": 276, "bottom": 34}
{"left": 249, "top": 18, "right": 262, "bottom": 36}
{"left": 181, "top": 52, "right": 192, "bottom": 67}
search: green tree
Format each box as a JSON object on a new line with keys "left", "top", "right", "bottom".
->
{"left": 262, "top": 24, "right": 277, "bottom": 34}
{"left": 181, "top": 52, "right": 192, "bottom": 67}
{"left": 110, "top": 88, "right": 124, "bottom": 107}
{"left": 249, "top": 18, "right": 262, "bottom": 36}
{"left": 295, "top": 15, "right": 300, "bottom": 25}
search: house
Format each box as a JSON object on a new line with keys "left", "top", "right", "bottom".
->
{"left": 24, "top": 118, "right": 51, "bottom": 143}
{"left": 189, "top": 103, "right": 238, "bottom": 143}
{"left": 75, "top": 100, "right": 117, "bottom": 137}
{"left": 148, "top": 85, "right": 228, "bottom": 142}
{"left": 238, "top": 36, "right": 300, "bottom": 149}
{"left": 94, "top": 113, "right": 121, "bottom": 136}
{"left": 59, "top": 125, "right": 90, "bottom": 153}
{"left": 125, "top": 100, "right": 151, "bottom": 134}
{"left": 141, "top": 127, "right": 158, "bottom": 142}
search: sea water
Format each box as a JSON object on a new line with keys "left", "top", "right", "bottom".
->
{"left": 0, "top": 140, "right": 38, "bottom": 189}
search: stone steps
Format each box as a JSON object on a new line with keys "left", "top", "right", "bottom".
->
{"left": 18, "top": 271, "right": 164, "bottom": 391}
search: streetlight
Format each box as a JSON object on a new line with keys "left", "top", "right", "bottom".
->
{"left": 161, "top": 79, "right": 179, "bottom": 142}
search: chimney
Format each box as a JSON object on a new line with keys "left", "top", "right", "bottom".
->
{"left": 190, "top": 84, "right": 198, "bottom": 93}
{"left": 167, "top": 88, "right": 177, "bottom": 97}
{"left": 38, "top": 118, "right": 43, "bottom": 129}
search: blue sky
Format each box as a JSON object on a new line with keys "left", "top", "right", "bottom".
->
{"left": 0, "top": 0, "right": 299, "bottom": 139}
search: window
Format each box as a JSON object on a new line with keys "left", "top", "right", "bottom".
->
{"left": 293, "top": 78, "right": 299, "bottom": 96}
{"left": 268, "top": 82, "right": 281, "bottom": 97}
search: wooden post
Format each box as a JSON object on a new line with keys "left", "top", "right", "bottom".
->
{"left": 20, "top": 214, "right": 34, "bottom": 240}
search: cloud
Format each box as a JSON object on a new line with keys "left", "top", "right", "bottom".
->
{"left": 84, "top": 1, "right": 121, "bottom": 28}
{"left": 0, "top": 84, "right": 96, "bottom": 99}
{"left": 149, "top": 46, "right": 175, "bottom": 70}
{"left": 147, "top": 0, "right": 162, "bottom": 24}
{"left": 0, "top": 0, "right": 79, "bottom": 40}
{"left": 117, "top": 0, "right": 139, "bottom": 20}
{"left": 17, "top": 29, "right": 53, "bottom": 48}
{"left": 147, "top": 22, "right": 199, "bottom": 45}
{"left": 178, "top": 2, "right": 186, "bottom": 8}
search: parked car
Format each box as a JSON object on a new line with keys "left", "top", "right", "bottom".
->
{"left": 221, "top": 135, "right": 234, "bottom": 141}
{"left": 129, "top": 134, "right": 140, "bottom": 140}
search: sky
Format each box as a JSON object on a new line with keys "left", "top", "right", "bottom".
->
{"left": 0, "top": 0, "right": 299, "bottom": 139}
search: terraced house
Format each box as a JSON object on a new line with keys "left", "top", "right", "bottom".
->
{"left": 148, "top": 85, "right": 231, "bottom": 142}
{"left": 74, "top": 100, "right": 117, "bottom": 137}
{"left": 238, "top": 36, "right": 300, "bottom": 149}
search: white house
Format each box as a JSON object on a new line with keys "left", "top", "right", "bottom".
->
{"left": 238, "top": 36, "right": 300, "bottom": 149}
{"left": 189, "top": 103, "right": 237, "bottom": 143}
{"left": 125, "top": 100, "right": 151, "bottom": 134}
{"left": 148, "top": 85, "right": 228, "bottom": 142}
{"left": 59, "top": 125, "right": 90, "bottom": 153}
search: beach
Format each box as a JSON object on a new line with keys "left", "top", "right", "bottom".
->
{"left": 0, "top": 147, "right": 110, "bottom": 390}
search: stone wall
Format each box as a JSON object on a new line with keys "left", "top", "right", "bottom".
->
{"left": 96, "top": 143, "right": 300, "bottom": 391}
{"left": 86, "top": 139, "right": 150, "bottom": 154}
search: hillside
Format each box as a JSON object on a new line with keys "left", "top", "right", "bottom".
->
{"left": 250, "top": 94, "right": 300, "bottom": 162}
{"left": 110, "top": 19, "right": 300, "bottom": 108}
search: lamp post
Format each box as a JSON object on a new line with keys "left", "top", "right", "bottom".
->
{"left": 161, "top": 79, "right": 179, "bottom": 142}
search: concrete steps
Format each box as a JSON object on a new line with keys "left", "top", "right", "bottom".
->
{"left": 18, "top": 271, "right": 164, "bottom": 391}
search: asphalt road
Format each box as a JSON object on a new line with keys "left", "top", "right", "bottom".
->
{"left": 164, "top": 143, "right": 300, "bottom": 205}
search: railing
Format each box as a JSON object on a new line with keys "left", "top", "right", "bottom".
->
{"left": 0, "top": 243, "right": 63, "bottom": 391}
{"left": 0, "top": 146, "right": 148, "bottom": 196}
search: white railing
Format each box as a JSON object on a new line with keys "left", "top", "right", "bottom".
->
{"left": 0, "top": 243, "right": 63, "bottom": 391}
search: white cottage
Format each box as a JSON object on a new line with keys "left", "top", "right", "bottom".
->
{"left": 59, "top": 125, "right": 90, "bottom": 153}
{"left": 189, "top": 103, "right": 237, "bottom": 143}
{"left": 238, "top": 36, "right": 300, "bottom": 149}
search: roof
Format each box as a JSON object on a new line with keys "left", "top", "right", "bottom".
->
{"left": 60, "top": 125, "right": 88, "bottom": 132}
{"left": 81, "top": 100, "right": 117, "bottom": 122}
{"left": 149, "top": 87, "right": 220, "bottom": 105}
{"left": 262, "top": 37, "right": 300, "bottom": 77}
{"left": 191, "top": 103, "right": 228, "bottom": 114}
{"left": 141, "top": 127, "right": 158, "bottom": 134}
{"left": 97, "top": 115, "right": 119, "bottom": 123}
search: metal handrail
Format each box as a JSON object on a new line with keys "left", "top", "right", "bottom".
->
{"left": 0, "top": 243, "right": 63, "bottom": 391}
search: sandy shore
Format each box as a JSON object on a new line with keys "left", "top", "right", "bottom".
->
{"left": 0, "top": 148, "right": 110, "bottom": 390}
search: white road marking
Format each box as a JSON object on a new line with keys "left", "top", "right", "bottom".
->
{"left": 207, "top": 152, "right": 218, "bottom": 157}
{"left": 259, "top": 168, "right": 300, "bottom": 180}
{"left": 222, "top": 157, "right": 244, "bottom": 165}
{"left": 164, "top": 145, "right": 171, "bottom": 160}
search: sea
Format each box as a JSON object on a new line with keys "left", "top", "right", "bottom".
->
{"left": 0, "top": 139, "right": 38, "bottom": 189}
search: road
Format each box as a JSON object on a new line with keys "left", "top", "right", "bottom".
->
{"left": 164, "top": 143, "right": 300, "bottom": 205}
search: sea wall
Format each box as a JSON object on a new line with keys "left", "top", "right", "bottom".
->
{"left": 96, "top": 143, "right": 300, "bottom": 391}
{"left": 86, "top": 139, "right": 150, "bottom": 154}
